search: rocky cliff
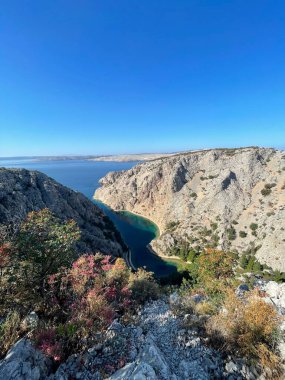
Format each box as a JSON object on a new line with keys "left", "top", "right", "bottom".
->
{"left": 0, "top": 168, "right": 126, "bottom": 256}
{"left": 94, "top": 147, "right": 285, "bottom": 270}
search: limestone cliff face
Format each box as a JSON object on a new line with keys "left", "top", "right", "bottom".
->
{"left": 0, "top": 168, "right": 126, "bottom": 256}
{"left": 94, "top": 147, "right": 285, "bottom": 270}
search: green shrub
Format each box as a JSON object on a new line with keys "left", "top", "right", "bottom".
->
{"left": 165, "top": 221, "right": 179, "bottom": 231}
{"left": 14, "top": 209, "right": 80, "bottom": 300}
{"left": 249, "top": 223, "right": 258, "bottom": 231}
{"left": 239, "top": 231, "right": 247, "bottom": 238}
{"left": 261, "top": 184, "right": 275, "bottom": 197}
{"left": 261, "top": 188, "right": 271, "bottom": 196}
{"left": 227, "top": 227, "right": 236, "bottom": 241}
{"left": 240, "top": 254, "right": 249, "bottom": 269}
{"left": 128, "top": 268, "right": 160, "bottom": 303}
{"left": 190, "top": 249, "right": 237, "bottom": 297}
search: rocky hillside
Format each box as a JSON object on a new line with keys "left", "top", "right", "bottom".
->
{"left": 0, "top": 168, "right": 126, "bottom": 256}
{"left": 94, "top": 147, "right": 285, "bottom": 270}
{"left": 1, "top": 283, "right": 285, "bottom": 380}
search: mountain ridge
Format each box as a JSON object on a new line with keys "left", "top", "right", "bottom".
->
{"left": 94, "top": 147, "right": 285, "bottom": 271}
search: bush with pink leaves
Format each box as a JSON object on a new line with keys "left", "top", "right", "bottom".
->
{"left": 35, "top": 254, "right": 133, "bottom": 359}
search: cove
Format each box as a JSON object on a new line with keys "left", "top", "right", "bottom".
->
{"left": 1, "top": 158, "right": 179, "bottom": 277}
{"left": 94, "top": 200, "right": 179, "bottom": 277}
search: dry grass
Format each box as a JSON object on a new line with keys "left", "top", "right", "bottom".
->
{"left": 206, "top": 290, "right": 283, "bottom": 375}
{"left": 194, "top": 300, "right": 216, "bottom": 316}
{"left": 0, "top": 311, "right": 22, "bottom": 357}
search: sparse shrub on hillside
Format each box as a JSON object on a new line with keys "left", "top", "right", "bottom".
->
{"left": 165, "top": 221, "right": 180, "bottom": 231}
{"left": 261, "top": 183, "right": 276, "bottom": 196}
{"left": 190, "top": 249, "right": 237, "bottom": 298}
{"left": 128, "top": 268, "right": 160, "bottom": 303}
{"left": 206, "top": 290, "right": 282, "bottom": 375}
{"left": 227, "top": 226, "right": 236, "bottom": 241}
{"left": 240, "top": 253, "right": 249, "bottom": 269}
{"left": 250, "top": 223, "right": 258, "bottom": 231}
{"left": 261, "top": 188, "right": 271, "bottom": 196}
{"left": 239, "top": 230, "right": 247, "bottom": 238}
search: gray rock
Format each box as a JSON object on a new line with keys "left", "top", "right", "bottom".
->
{"left": 264, "top": 281, "right": 285, "bottom": 314}
{"left": 138, "top": 335, "right": 171, "bottom": 380}
{"left": 0, "top": 339, "right": 52, "bottom": 380}
{"left": 21, "top": 311, "right": 39, "bottom": 330}
{"left": 235, "top": 284, "right": 250, "bottom": 297}
{"left": 191, "top": 294, "right": 205, "bottom": 304}
{"left": 225, "top": 361, "right": 239, "bottom": 373}
{"left": 107, "top": 362, "right": 157, "bottom": 380}
{"left": 169, "top": 292, "right": 179, "bottom": 305}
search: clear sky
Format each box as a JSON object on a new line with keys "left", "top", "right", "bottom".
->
{"left": 0, "top": 0, "right": 285, "bottom": 156}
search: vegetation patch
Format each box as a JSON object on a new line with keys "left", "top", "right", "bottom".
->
{"left": 261, "top": 183, "right": 276, "bottom": 196}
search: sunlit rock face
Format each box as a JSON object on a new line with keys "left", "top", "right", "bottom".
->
{"left": 95, "top": 147, "right": 285, "bottom": 271}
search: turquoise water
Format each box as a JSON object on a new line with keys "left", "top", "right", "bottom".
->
{"left": 0, "top": 158, "right": 178, "bottom": 277}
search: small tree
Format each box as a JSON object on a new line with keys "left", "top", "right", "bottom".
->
{"left": 190, "top": 249, "right": 237, "bottom": 297}
{"left": 13, "top": 209, "right": 80, "bottom": 299}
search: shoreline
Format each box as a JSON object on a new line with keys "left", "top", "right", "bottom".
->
{"left": 93, "top": 197, "right": 162, "bottom": 236}
{"left": 94, "top": 197, "right": 182, "bottom": 266}
{"left": 147, "top": 244, "right": 182, "bottom": 262}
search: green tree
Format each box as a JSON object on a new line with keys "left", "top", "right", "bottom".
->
{"left": 246, "top": 256, "right": 255, "bottom": 271}
{"left": 190, "top": 249, "right": 237, "bottom": 296}
{"left": 14, "top": 209, "right": 80, "bottom": 297}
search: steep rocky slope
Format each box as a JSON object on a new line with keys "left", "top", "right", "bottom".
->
{"left": 1, "top": 289, "right": 284, "bottom": 380}
{"left": 0, "top": 168, "right": 126, "bottom": 256}
{"left": 94, "top": 147, "right": 285, "bottom": 270}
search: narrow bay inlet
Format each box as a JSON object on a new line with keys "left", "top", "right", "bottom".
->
{"left": 93, "top": 200, "right": 179, "bottom": 276}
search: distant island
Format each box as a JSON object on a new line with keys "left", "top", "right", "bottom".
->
{"left": 0, "top": 152, "right": 176, "bottom": 163}
{"left": 88, "top": 153, "right": 176, "bottom": 162}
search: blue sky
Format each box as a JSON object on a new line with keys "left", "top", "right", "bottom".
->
{"left": 0, "top": 0, "right": 285, "bottom": 156}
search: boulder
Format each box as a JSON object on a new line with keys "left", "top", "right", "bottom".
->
{"left": 0, "top": 339, "right": 52, "bottom": 380}
{"left": 21, "top": 311, "right": 39, "bottom": 330}
{"left": 235, "top": 284, "right": 250, "bottom": 297}
{"left": 138, "top": 335, "right": 172, "bottom": 380}
{"left": 107, "top": 362, "right": 157, "bottom": 380}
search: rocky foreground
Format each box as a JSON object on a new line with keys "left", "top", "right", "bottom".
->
{"left": 0, "top": 168, "right": 126, "bottom": 256}
{"left": 1, "top": 281, "right": 285, "bottom": 380}
{"left": 94, "top": 147, "right": 285, "bottom": 270}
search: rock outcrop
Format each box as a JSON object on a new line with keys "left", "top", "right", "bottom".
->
{"left": 0, "top": 339, "right": 52, "bottom": 380}
{"left": 0, "top": 168, "right": 127, "bottom": 256}
{"left": 94, "top": 147, "right": 285, "bottom": 270}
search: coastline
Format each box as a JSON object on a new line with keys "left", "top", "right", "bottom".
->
{"left": 113, "top": 207, "right": 183, "bottom": 262}
{"left": 147, "top": 244, "right": 182, "bottom": 262}
{"left": 94, "top": 197, "right": 182, "bottom": 266}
